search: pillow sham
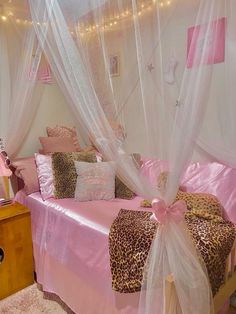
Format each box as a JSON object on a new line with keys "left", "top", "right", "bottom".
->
{"left": 74, "top": 161, "right": 116, "bottom": 201}
{"left": 52, "top": 151, "right": 97, "bottom": 198}
{"left": 11, "top": 157, "right": 39, "bottom": 195}
{"left": 35, "top": 153, "right": 54, "bottom": 200}
{"left": 115, "top": 177, "right": 135, "bottom": 200}
{"left": 46, "top": 125, "right": 81, "bottom": 151}
{"left": 39, "top": 136, "right": 77, "bottom": 154}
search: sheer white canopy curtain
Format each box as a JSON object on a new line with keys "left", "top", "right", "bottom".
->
{"left": 197, "top": 0, "right": 236, "bottom": 168}
{"left": 28, "top": 0, "right": 233, "bottom": 313}
{"left": 0, "top": 17, "right": 42, "bottom": 157}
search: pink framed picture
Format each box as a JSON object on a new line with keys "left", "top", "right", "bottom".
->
{"left": 187, "top": 17, "right": 226, "bottom": 68}
{"left": 109, "top": 54, "right": 120, "bottom": 77}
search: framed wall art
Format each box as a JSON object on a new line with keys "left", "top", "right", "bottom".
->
{"left": 109, "top": 54, "right": 120, "bottom": 77}
{"left": 187, "top": 17, "right": 225, "bottom": 68}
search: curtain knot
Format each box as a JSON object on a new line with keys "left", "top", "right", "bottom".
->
{"left": 151, "top": 199, "right": 187, "bottom": 224}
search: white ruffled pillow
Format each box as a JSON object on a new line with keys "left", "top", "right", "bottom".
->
{"left": 74, "top": 161, "right": 116, "bottom": 201}
{"left": 35, "top": 153, "right": 54, "bottom": 200}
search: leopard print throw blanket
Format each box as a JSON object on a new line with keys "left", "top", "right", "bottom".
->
{"left": 109, "top": 195, "right": 236, "bottom": 296}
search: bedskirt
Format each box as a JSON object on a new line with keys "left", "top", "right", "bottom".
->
{"left": 33, "top": 244, "right": 231, "bottom": 314}
{"left": 24, "top": 192, "right": 145, "bottom": 314}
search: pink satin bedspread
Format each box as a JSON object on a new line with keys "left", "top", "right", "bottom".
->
{"left": 140, "top": 158, "right": 236, "bottom": 223}
{"left": 15, "top": 159, "right": 236, "bottom": 314}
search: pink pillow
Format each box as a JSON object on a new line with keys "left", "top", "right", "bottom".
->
{"left": 35, "top": 153, "right": 54, "bottom": 200}
{"left": 11, "top": 157, "right": 39, "bottom": 195}
{"left": 39, "top": 137, "right": 77, "bottom": 154}
{"left": 46, "top": 125, "right": 81, "bottom": 151}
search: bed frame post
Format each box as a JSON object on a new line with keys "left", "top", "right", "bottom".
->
{"left": 164, "top": 274, "right": 181, "bottom": 314}
{"left": 164, "top": 239, "right": 236, "bottom": 314}
{"left": 230, "top": 239, "right": 236, "bottom": 276}
{"left": 214, "top": 239, "right": 236, "bottom": 312}
{"left": 1, "top": 176, "right": 10, "bottom": 199}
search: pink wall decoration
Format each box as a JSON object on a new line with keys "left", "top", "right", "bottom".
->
{"left": 187, "top": 17, "right": 226, "bottom": 68}
{"left": 37, "top": 62, "right": 53, "bottom": 84}
{"left": 29, "top": 54, "right": 53, "bottom": 84}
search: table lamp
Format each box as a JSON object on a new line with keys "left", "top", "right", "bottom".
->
{"left": 0, "top": 151, "right": 12, "bottom": 200}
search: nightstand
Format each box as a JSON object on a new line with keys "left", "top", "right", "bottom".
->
{"left": 0, "top": 202, "right": 34, "bottom": 299}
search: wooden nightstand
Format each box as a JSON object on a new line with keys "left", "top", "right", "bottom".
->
{"left": 0, "top": 202, "right": 34, "bottom": 299}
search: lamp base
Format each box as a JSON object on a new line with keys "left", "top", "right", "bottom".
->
{"left": 1, "top": 176, "right": 10, "bottom": 200}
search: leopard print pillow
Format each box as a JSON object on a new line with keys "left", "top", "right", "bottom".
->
{"left": 115, "top": 177, "right": 135, "bottom": 200}
{"left": 52, "top": 152, "right": 97, "bottom": 198}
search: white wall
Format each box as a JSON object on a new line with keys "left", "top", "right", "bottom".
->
{"left": 99, "top": 1, "right": 224, "bottom": 163}
{"left": 17, "top": 83, "right": 78, "bottom": 157}
{"left": 16, "top": 1, "right": 225, "bottom": 164}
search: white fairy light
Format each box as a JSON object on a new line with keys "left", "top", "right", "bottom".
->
{"left": 3, "top": 0, "right": 173, "bottom": 39}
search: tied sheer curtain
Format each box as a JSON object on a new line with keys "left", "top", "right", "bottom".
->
{"left": 28, "top": 0, "right": 231, "bottom": 313}
{"left": 0, "top": 17, "right": 42, "bottom": 157}
{"left": 29, "top": 0, "right": 156, "bottom": 199}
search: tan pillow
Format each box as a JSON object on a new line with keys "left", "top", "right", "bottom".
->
{"left": 52, "top": 152, "right": 97, "bottom": 198}
{"left": 46, "top": 125, "right": 81, "bottom": 151}
{"left": 39, "top": 137, "right": 77, "bottom": 154}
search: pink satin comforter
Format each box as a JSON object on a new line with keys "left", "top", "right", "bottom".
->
{"left": 15, "top": 160, "right": 236, "bottom": 314}
{"left": 140, "top": 159, "right": 236, "bottom": 223}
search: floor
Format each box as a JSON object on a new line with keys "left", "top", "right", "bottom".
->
{"left": 0, "top": 283, "right": 235, "bottom": 313}
{"left": 0, "top": 284, "right": 72, "bottom": 314}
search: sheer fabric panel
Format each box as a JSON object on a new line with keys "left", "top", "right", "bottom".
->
{"left": 0, "top": 17, "right": 42, "bottom": 157}
{"left": 27, "top": 0, "right": 222, "bottom": 313}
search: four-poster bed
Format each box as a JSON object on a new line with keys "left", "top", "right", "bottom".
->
{"left": 0, "top": 0, "right": 236, "bottom": 313}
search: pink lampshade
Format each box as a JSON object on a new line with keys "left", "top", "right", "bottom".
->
{"left": 0, "top": 154, "right": 12, "bottom": 177}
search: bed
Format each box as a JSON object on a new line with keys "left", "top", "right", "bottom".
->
{"left": 15, "top": 158, "right": 236, "bottom": 314}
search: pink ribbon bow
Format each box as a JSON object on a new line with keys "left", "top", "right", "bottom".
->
{"left": 151, "top": 199, "right": 187, "bottom": 224}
